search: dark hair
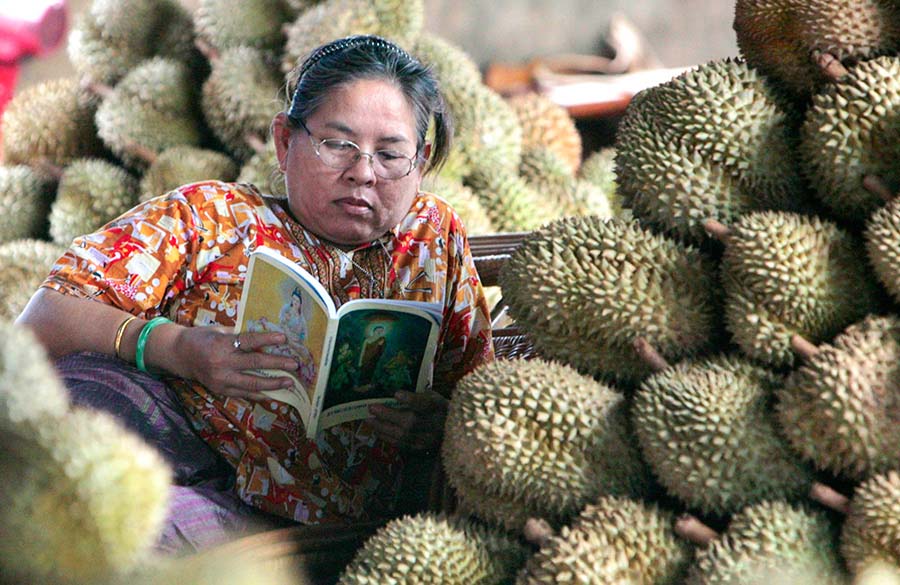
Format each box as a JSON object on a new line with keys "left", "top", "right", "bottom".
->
{"left": 284, "top": 35, "right": 452, "bottom": 176}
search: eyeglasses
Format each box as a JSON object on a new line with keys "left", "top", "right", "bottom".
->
{"left": 298, "top": 118, "right": 420, "bottom": 180}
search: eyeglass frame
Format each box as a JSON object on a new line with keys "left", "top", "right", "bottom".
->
{"left": 296, "top": 118, "right": 422, "bottom": 180}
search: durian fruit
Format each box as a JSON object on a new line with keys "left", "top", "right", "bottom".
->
{"left": 520, "top": 146, "right": 612, "bottom": 219}
{"left": 615, "top": 60, "right": 806, "bottom": 243}
{"left": 194, "top": 0, "right": 292, "bottom": 54}
{"left": 95, "top": 57, "right": 204, "bottom": 170}
{"left": 866, "top": 197, "right": 900, "bottom": 303}
{"left": 801, "top": 56, "right": 900, "bottom": 225}
{"left": 0, "top": 239, "right": 66, "bottom": 321}
{"left": 507, "top": 92, "right": 582, "bottom": 173}
{"left": 0, "top": 165, "right": 56, "bottom": 245}
{"left": 413, "top": 34, "right": 482, "bottom": 91}
{"left": 687, "top": 501, "right": 847, "bottom": 585}
{"left": 465, "top": 168, "right": 555, "bottom": 232}
{"left": 1, "top": 77, "right": 103, "bottom": 167}
{"left": 0, "top": 408, "right": 172, "bottom": 583}
{"left": 578, "top": 147, "right": 621, "bottom": 215}
{"left": 238, "top": 139, "right": 284, "bottom": 196}
{"left": 517, "top": 496, "right": 692, "bottom": 585}
{"left": 633, "top": 354, "right": 814, "bottom": 516}
{"left": 716, "top": 211, "right": 881, "bottom": 368}
{"left": 734, "top": 0, "right": 900, "bottom": 99}
{"left": 442, "top": 359, "right": 652, "bottom": 531}
{"left": 777, "top": 315, "right": 900, "bottom": 481}
{"left": 0, "top": 321, "right": 69, "bottom": 428}
{"left": 139, "top": 147, "right": 238, "bottom": 202}
{"left": 49, "top": 158, "right": 139, "bottom": 245}
{"left": 423, "top": 176, "right": 495, "bottom": 235}
{"left": 499, "top": 216, "right": 721, "bottom": 385}
{"left": 202, "top": 46, "right": 284, "bottom": 160}
{"left": 841, "top": 471, "right": 900, "bottom": 575}
{"left": 338, "top": 513, "right": 526, "bottom": 585}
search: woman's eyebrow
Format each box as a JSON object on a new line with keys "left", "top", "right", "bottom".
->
{"left": 322, "top": 121, "right": 410, "bottom": 144}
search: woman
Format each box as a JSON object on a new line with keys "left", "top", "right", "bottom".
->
{"left": 17, "top": 35, "right": 493, "bottom": 554}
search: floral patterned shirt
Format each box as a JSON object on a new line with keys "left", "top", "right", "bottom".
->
{"left": 42, "top": 181, "right": 494, "bottom": 524}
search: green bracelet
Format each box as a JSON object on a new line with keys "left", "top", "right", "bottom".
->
{"left": 135, "top": 317, "right": 172, "bottom": 373}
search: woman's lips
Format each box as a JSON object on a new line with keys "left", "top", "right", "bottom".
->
{"left": 335, "top": 197, "right": 372, "bottom": 215}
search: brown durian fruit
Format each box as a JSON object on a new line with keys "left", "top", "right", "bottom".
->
{"left": 841, "top": 471, "right": 900, "bottom": 575}
{"left": 139, "top": 147, "right": 238, "bottom": 202}
{"left": 734, "top": 0, "right": 900, "bottom": 100}
{"left": 0, "top": 240, "right": 65, "bottom": 321}
{"left": 0, "top": 165, "right": 56, "bottom": 245}
{"left": 507, "top": 92, "right": 582, "bottom": 173}
{"left": 194, "top": 0, "right": 292, "bottom": 54}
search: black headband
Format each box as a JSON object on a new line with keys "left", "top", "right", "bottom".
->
{"left": 295, "top": 35, "right": 416, "bottom": 89}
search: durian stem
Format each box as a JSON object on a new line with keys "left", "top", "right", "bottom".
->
{"left": 633, "top": 337, "right": 670, "bottom": 372}
{"left": 523, "top": 517, "right": 555, "bottom": 549}
{"left": 245, "top": 133, "right": 268, "bottom": 154}
{"left": 702, "top": 219, "right": 731, "bottom": 244}
{"left": 812, "top": 50, "right": 849, "bottom": 82}
{"left": 863, "top": 175, "right": 896, "bottom": 203}
{"left": 790, "top": 334, "right": 819, "bottom": 360}
{"left": 674, "top": 514, "right": 718, "bottom": 545}
{"left": 194, "top": 37, "right": 220, "bottom": 61}
{"left": 809, "top": 482, "right": 850, "bottom": 515}
{"left": 35, "top": 159, "right": 64, "bottom": 181}
{"left": 123, "top": 140, "right": 157, "bottom": 165}
{"left": 83, "top": 79, "right": 114, "bottom": 100}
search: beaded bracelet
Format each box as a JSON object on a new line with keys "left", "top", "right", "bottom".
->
{"left": 113, "top": 315, "right": 138, "bottom": 360}
{"left": 135, "top": 317, "right": 172, "bottom": 373}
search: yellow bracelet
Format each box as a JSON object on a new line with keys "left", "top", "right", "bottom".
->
{"left": 113, "top": 315, "right": 138, "bottom": 360}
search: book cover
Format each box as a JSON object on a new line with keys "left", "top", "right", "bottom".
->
{"left": 234, "top": 248, "right": 442, "bottom": 438}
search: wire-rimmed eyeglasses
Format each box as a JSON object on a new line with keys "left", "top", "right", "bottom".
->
{"left": 297, "top": 118, "right": 420, "bottom": 180}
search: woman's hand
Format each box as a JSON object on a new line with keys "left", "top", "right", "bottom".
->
{"left": 367, "top": 389, "right": 449, "bottom": 453}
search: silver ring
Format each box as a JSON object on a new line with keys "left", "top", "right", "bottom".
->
{"left": 233, "top": 337, "right": 242, "bottom": 351}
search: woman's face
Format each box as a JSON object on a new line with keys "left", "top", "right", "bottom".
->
{"left": 273, "top": 78, "right": 426, "bottom": 248}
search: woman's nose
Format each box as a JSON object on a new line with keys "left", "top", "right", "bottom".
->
{"left": 343, "top": 153, "right": 377, "bottom": 186}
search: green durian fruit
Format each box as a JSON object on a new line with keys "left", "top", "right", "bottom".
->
{"left": 0, "top": 239, "right": 65, "bottom": 321}
{"left": 0, "top": 408, "right": 172, "bottom": 583}
{"left": 140, "top": 147, "right": 238, "bottom": 202}
{"left": 634, "top": 354, "right": 814, "bottom": 516}
{"left": 95, "top": 57, "right": 204, "bottom": 169}
{"left": 1, "top": 77, "right": 103, "bottom": 167}
{"left": 423, "top": 176, "right": 495, "bottom": 235}
{"left": 720, "top": 211, "right": 882, "bottom": 368}
{"left": 194, "top": 0, "right": 291, "bottom": 53}
{"left": 67, "top": 2, "right": 154, "bottom": 85}
{"left": 0, "top": 321, "right": 69, "bottom": 429}
{"left": 238, "top": 139, "right": 284, "bottom": 196}
{"left": 465, "top": 168, "right": 555, "bottom": 232}
{"left": 499, "top": 216, "right": 721, "bottom": 385}
{"left": 517, "top": 496, "right": 692, "bottom": 585}
{"left": 578, "top": 147, "right": 621, "bottom": 215}
{"left": 778, "top": 315, "right": 900, "bottom": 481}
{"left": 734, "top": 0, "right": 900, "bottom": 99}
{"left": 866, "top": 197, "right": 900, "bottom": 304}
{"left": 50, "top": 158, "right": 139, "bottom": 245}
{"left": 338, "top": 513, "right": 526, "bottom": 585}
{"left": 842, "top": 471, "right": 900, "bottom": 574}
{"left": 0, "top": 165, "right": 56, "bottom": 245}
{"left": 113, "top": 550, "right": 309, "bottom": 585}
{"left": 202, "top": 46, "right": 284, "bottom": 160}
{"left": 413, "top": 34, "right": 482, "bottom": 91}
{"left": 507, "top": 92, "right": 582, "bottom": 173}
{"left": 615, "top": 59, "right": 805, "bottom": 243}
{"left": 687, "top": 501, "right": 847, "bottom": 585}
{"left": 442, "top": 359, "right": 652, "bottom": 531}
{"left": 520, "top": 146, "right": 612, "bottom": 219}
{"left": 801, "top": 56, "right": 900, "bottom": 225}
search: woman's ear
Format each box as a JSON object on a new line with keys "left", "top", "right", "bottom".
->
{"left": 272, "top": 112, "right": 291, "bottom": 172}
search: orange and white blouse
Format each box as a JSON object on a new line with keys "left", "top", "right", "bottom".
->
{"left": 42, "top": 180, "right": 494, "bottom": 524}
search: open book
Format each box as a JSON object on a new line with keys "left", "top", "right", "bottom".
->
{"left": 234, "top": 248, "right": 442, "bottom": 438}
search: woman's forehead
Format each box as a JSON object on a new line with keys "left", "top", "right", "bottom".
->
{"left": 313, "top": 79, "right": 416, "bottom": 137}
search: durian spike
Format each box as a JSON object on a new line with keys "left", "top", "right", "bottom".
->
{"left": 812, "top": 50, "right": 849, "bottom": 82}
{"left": 245, "top": 132, "right": 268, "bottom": 155}
{"left": 633, "top": 337, "right": 670, "bottom": 372}
{"left": 194, "top": 37, "right": 220, "bottom": 62}
{"left": 809, "top": 482, "right": 851, "bottom": 515}
{"left": 862, "top": 175, "right": 896, "bottom": 203}
{"left": 674, "top": 513, "right": 719, "bottom": 546}
{"left": 702, "top": 218, "right": 731, "bottom": 244}
{"left": 790, "top": 334, "right": 820, "bottom": 361}
{"left": 523, "top": 517, "right": 555, "bottom": 549}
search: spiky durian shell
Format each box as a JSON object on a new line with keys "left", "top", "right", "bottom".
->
{"left": 0, "top": 321, "right": 69, "bottom": 429}
{"left": 721, "top": 211, "right": 881, "bottom": 368}
{"left": 423, "top": 177, "right": 495, "bottom": 235}
{"left": 465, "top": 168, "right": 555, "bottom": 232}
{"left": 687, "top": 501, "right": 847, "bottom": 585}
{"left": 520, "top": 146, "right": 612, "bottom": 219}
{"left": 1, "top": 77, "right": 103, "bottom": 167}
{"left": 49, "top": 158, "right": 138, "bottom": 245}
{"left": 95, "top": 58, "right": 204, "bottom": 169}
{"left": 67, "top": 3, "right": 153, "bottom": 86}
{"left": 0, "top": 239, "right": 65, "bottom": 321}
{"left": 801, "top": 56, "right": 900, "bottom": 225}
{"left": 0, "top": 408, "right": 171, "bottom": 583}
{"left": 634, "top": 355, "right": 814, "bottom": 516}
{"left": 778, "top": 315, "right": 900, "bottom": 481}
{"left": 413, "top": 34, "right": 482, "bottom": 90}
{"left": 202, "top": 47, "right": 283, "bottom": 160}
{"left": 734, "top": 0, "right": 900, "bottom": 99}
{"left": 518, "top": 496, "right": 692, "bottom": 585}
{"left": 842, "top": 471, "right": 900, "bottom": 574}
{"left": 195, "top": 0, "right": 291, "bottom": 53}
{"left": 578, "top": 147, "right": 621, "bottom": 215}
{"left": 443, "top": 359, "right": 652, "bottom": 531}
{"left": 0, "top": 165, "right": 56, "bottom": 245}
{"left": 238, "top": 139, "right": 284, "bottom": 196}
{"left": 507, "top": 92, "right": 582, "bottom": 173}
{"left": 338, "top": 513, "right": 526, "bottom": 585}
{"left": 499, "top": 216, "right": 721, "bottom": 385}
{"left": 139, "top": 147, "right": 238, "bottom": 202}
{"left": 615, "top": 60, "right": 805, "bottom": 243}
{"left": 866, "top": 197, "right": 900, "bottom": 303}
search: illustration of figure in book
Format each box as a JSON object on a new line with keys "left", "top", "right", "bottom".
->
{"left": 247, "top": 286, "right": 318, "bottom": 388}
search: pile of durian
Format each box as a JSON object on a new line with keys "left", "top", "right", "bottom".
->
{"left": 0, "top": 0, "right": 616, "bottom": 322}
